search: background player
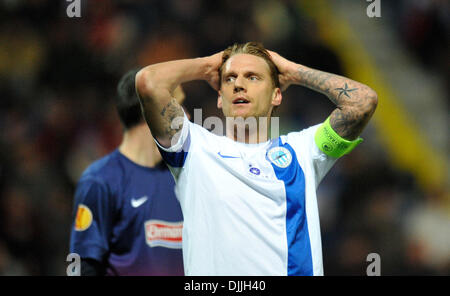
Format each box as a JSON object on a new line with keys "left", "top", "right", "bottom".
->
{"left": 69, "top": 70, "right": 185, "bottom": 276}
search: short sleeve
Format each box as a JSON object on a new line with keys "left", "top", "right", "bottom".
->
{"left": 69, "top": 178, "right": 114, "bottom": 262}
{"left": 154, "top": 113, "right": 192, "bottom": 178}
{"left": 286, "top": 124, "right": 338, "bottom": 188}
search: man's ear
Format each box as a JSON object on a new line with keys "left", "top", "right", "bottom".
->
{"left": 217, "top": 91, "right": 223, "bottom": 109}
{"left": 271, "top": 88, "right": 282, "bottom": 106}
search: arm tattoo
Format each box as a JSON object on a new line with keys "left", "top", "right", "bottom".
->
{"left": 159, "top": 98, "right": 184, "bottom": 139}
{"left": 140, "top": 96, "right": 184, "bottom": 141}
{"left": 160, "top": 105, "right": 168, "bottom": 116}
{"left": 297, "top": 67, "right": 377, "bottom": 140}
{"left": 335, "top": 83, "right": 358, "bottom": 99}
{"left": 329, "top": 104, "right": 371, "bottom": 140}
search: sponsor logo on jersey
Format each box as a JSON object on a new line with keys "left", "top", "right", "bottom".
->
{"left": 217, "top": 151, "right": 240, "bottom": 159}
{"left": 131, "top": 196, "right": 148, "bottom": 208}
{"left": 74, "top": 204, "right": 93, "bottom": 231}
{"left": 267, "top": 147, "right": 292, "bottom": 168}
{"left": 145, "top": 220, "right": 183, "bottom": 249}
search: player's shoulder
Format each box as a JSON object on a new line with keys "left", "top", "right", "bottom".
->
{"left": 78, "top": 149, "right": 124, "bottom": 186}
{"left": 281, "top": 122, "right": 326, "bottom": 164}
{"left": 186, "top": 119, "right": 226, "bottom": 149}
{"left": 187, "top": 119, "right": 212, "bottom": 138}
{"left": 284, "top": 122, "right": 322, "bottom": 145}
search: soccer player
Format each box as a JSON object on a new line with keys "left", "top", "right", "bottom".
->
{"left": 69, "top": 70, "right": 185, "bottom": 276}
{"left": 135, "top": 42, "right": 378, "bottom": 275}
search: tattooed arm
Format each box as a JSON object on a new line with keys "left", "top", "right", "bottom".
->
{"left": 295, "top": 66, "right": 378, "bottom": 140}
{"left": 135, "top": 53, "right": 222, "bottom": 147}
{"left": 269, "top": 51, "right": 378, "bottom": 140}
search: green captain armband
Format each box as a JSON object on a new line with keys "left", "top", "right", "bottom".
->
{"left": 314, "top": 117, "right": 363, "bottom": 158}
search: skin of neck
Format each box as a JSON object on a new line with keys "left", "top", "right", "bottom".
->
{"left": 118, "top": 122, "right": 162, "bottom": 167}
{"left": 225, "top": 114, "right": 272, "bottom": 144}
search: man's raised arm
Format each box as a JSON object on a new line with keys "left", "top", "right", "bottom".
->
{"left": 270, "top": 51, "right": 378, "bottom": 141}
{"left": 135, "top": 53, "right": 221, "bottom": 147}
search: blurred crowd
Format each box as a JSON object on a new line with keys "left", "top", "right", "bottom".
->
{"left": 0, "top": 0, "right": 448, "bottom": 275}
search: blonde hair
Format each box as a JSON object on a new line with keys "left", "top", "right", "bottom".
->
{"left": 219, "top": 42, "right": 280, "bottom": 88}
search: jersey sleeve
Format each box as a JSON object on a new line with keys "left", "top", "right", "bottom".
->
{"left": 154, "top": 112, "right": 192, "bottom": 179}
{"left": 69, "top": 178, "right": 115, "bottom": 262}
{"left": 286, "top": 124, "right": 338, "bottom": 188}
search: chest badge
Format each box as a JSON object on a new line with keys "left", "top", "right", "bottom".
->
{"left": 267, "top": 147, "right": 292, "bottom": 168}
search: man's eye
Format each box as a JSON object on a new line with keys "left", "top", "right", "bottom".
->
{"left": 226, "top": 77, "right": 235, "bottom": 82}
{"left": 249, "top": 76, "right": 258, "bottom": 81}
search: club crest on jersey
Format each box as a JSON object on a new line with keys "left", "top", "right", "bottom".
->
{"left": 74, "top": 204, "right": 93, "bottom": 231}
{"left": 267, "top": 147, "right": 292, "bottom": 168}
{"left": 145, "top": 220, "right": 183, "bottom": 249}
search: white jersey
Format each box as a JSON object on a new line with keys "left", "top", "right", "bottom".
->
{"left": 155, "top": 114, "right": 337, "bottom": 276}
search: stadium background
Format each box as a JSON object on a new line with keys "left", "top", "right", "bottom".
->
{"left": 0, "top": 0, "right": 448, "bottom": 275}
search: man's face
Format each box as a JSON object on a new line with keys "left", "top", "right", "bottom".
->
{"left": 218, "top": 54, "right": 281, "bottom": 119}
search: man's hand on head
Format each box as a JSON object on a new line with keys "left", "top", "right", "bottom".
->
{"left": 202, "top": 51, "right": 223, "bottom": 91}
{"left": 268, "top": 50, "right": 297, "bottom": 92}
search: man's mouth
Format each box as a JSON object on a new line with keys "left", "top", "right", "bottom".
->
{"left": 232, "top": 97, "right": 250, "bottom": 104}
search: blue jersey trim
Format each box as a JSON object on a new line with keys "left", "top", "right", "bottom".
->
{"left": 266, "top": 138, "right": 313, "bottom": 276}
{"left": 158, "top": 130, "right": 191, "bottom": 168}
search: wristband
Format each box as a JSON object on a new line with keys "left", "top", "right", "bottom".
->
{"left": 314, "top": 117, "right": 363, "bottom": 158}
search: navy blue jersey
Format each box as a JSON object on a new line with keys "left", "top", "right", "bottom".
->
{"left": 69, "top": 149, "right": 184, "bottom": 275}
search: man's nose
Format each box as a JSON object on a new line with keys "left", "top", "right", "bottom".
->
{"left": 233, "top": 76, "right": 246, "bottom": 93}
